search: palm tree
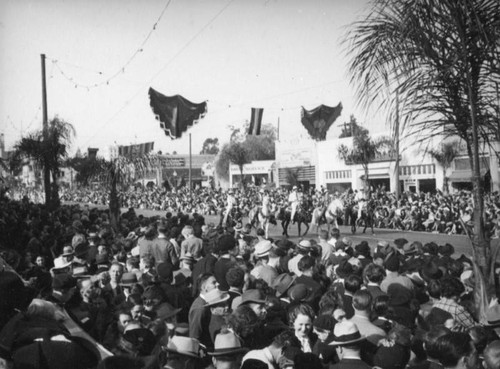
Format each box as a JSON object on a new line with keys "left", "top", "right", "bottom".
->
{"left": 428, "top": 141, "right": 461, "bottom": 194}
{"left": 12, "top": 117, "right": 75, "bottom": 208}
{"left": 338, "top": 124, "right": 393, "bottom": 193}
{"left": 86, "top": 154, "right": 158, "bottom": 230}
{"left": 345, "top": 0, "right": 500, "bottom": 282}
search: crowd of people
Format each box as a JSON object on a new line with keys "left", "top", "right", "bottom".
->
{"left": 1, "top": 188, "right": 500, "bottom": 369}
{"left": 22, "top": 183, "right": 497, "bottom": 238}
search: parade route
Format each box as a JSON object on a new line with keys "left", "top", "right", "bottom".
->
{"left": 80, "top": 203, "right": 481, "bottom": 258}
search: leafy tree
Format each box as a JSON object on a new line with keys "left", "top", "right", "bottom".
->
{"left": 223, "top": 142, "right": 250, "bottom": 188}
{"left": 339, "top": 115, "right": 365, "bottom": 138}
{"left": 66, "top": 154, "right": 102, "bottom": 186}
{"left": 345, "top": 0, "right": 500, "bottom": 283}
{"left": 428, "top": 141, "right": 461, "bottom": 194}
{"left": 200, "top": 138, "right": 220, "bottom": 155}
{"left": 215, "top": 123, "right": 276, "bottom": 183}
{"left": 12, "top": 116, "right": 75, "bottom": 208}
{"left": 337, "top": 123, "right": 393, "bottom": 193}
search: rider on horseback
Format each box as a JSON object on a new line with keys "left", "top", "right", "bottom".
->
{"left": 222, "top": 189, "right": 237, "bottom": 226}
{"left": 289, "top": 185, "right": 300, "bottom": 224}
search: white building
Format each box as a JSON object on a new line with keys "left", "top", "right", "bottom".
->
{"left": 229, "top": 160, "right": 276, "bottom": 188}
{"left": 274, "top": 129, "right": 499, "bottom": 193}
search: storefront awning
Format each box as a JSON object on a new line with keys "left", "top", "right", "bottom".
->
{"left": 449, "top": 168, "right": 488, "bottom": 182}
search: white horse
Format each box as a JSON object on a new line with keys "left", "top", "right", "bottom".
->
{"left": 312, "top": 198, "right": 344, "bottom": 233}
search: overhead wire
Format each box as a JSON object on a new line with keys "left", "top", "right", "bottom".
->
{"left": 81, "top": 0, "right": 236, "bottom": 148}
{"left": 47, "top": 0, "right": 173, "bottom": 89}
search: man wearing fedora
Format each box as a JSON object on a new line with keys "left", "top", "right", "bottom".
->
{"left": 161, "top": 335, "right": 203, "bottom": 369}
{"left": 251, "top": 240, "right": 279, "bottom": 286}
{"left": 208, "top": 329, "right": 249, "bottom": 369}
{"left": 189, "top": 273, "right": 219, "bottom": 347}
{"left": 205, "top": 288, "right": 231, "bottom": 344}
{"left": 329, "top": 320, "right": 371, "bottom": 369}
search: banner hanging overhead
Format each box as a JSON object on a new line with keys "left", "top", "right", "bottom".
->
{"left": 118, "top": 142, "right": 154, "bottom": 157}
{"left": 149, "top": 87, "right": 207, "bottom": 139}
{"left": 300, "top": 102, "right": 343, "bottom": 141}
{"left": 248, "top": 107, "right": 263, "bottom": 135}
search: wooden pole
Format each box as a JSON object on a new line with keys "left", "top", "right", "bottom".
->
{"left": 41, "top": 54, "right": 51, "bottom": 206}
{"left": 189, "top": 133, "right": 192, "bottom": 196}
{"left": 395, "top": 93, "right": 401, "bottom": 201}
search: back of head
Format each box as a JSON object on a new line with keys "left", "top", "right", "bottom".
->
{"left": 353, "top": 290, "right": 372, "bottom": 311}
{"left": 364, "top": 263, "right": 385, "bottom": 284}
{"left": 435, "top": 332, "right": 472, "bottom": 368}
{"left": 344, "top": 274, "right": 362, "bottom": 294}
{"left": 484, "top": 340, "right": 500, "bottom": 369}
{"left": 297, "top": 255, "right": 315, "bottom": 272}
{"left": 226, "top": 267, "right": 245, "bottom": 289}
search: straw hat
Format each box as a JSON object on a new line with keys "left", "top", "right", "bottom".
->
{"left": 164, "top": 336, "right": 202, "bottom": 358}
{"left": 328, "top": 321, "right": 366, "bottom": 346}
{"left": 208, "top": 330, "right": 249, "bottom": 356}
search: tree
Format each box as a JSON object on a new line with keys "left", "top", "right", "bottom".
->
{"left": 223, "top": 142, "right": 250, "bottom": 188}
{"left": 12, "top": 116, "right": 75, "bottom": 208}
{"left": 428, "top": 141, "right": 461, "bottom": 194}
{"left": 345, "top": 0, "right": 500, "bottom": 286}
{"left": 200, "top": 138, "right": 220, "bottom": 155}
{"left": 337, "top": 123, "right": 393, "bottom": 193}
{"left": 215, "top": 123, "right": 276, "bottom": 183}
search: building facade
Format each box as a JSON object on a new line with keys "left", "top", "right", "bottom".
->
{"left": 275, "top": 131, "right": 499, "bottom": 194}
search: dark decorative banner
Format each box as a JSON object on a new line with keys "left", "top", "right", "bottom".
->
{"left": 118, "top": 142, "right": 154, "bottom": 157}
{"left": 149, "top": 87, "right": 207, "bottom": 139}
{"left": 300, "top": 102, "right": 343, "bottom": 141}
{"left": 248, "top": 107, "right": 263, "bottom": 135}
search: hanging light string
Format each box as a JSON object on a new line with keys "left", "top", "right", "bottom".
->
{"left": 80, "top": 0, "right": 236, "bottom": 148}
{"left": 47, "top": 0, "right": 173, "bottom": 89}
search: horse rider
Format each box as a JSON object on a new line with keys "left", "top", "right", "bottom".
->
{"left": 260, "top": 188, "right": 272, "bottom": 238}
{"left": 223, "top": 189, "right": 237, "bottom": 226}
{"left": 288, "top": 185, "right": 300, "bottom": 224}
{"left": 355, "top": 188, "right": 367, "bottom": 221}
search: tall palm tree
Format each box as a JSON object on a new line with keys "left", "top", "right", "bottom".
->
{"left": 87, "top": 154, "right": 158, "bottom": 230}
{"left": 12, "top": 117, "right": 75, "bottom": 208}
{"left": 345, "top": 0, "right": 500, "bottom": 282}
{"left": 428, "top": 141, "right": 461, "bottom": 194}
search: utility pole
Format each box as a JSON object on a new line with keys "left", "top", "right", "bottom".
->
{"left": 41, "top": 54, "right": 51, "bottom": 206}
{"left": 394, "top": 93, "right": 400, "bottom": 201}
{"left": 189, "top": 133, "right": 192, "bottom": 196}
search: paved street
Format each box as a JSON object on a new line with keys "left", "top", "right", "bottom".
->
{"left": 98, "top": 205, "right": 477, "bottom": 257}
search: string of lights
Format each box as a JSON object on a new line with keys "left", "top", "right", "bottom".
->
{"left": 47, "top": 0, "right": 173, "bottom": 90}
{"left": 81, "top": 0, "right": 236, "bottom": 148}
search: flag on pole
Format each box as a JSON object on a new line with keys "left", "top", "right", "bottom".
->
{"left": 300, "top": 102, "right": 343, "bottom": 141}
{"left": 118, "top": 142, "right": 154, "bottom": 157}
{"left": 149, "top": 87, "right": 207, "bottom": 140}
{"left": 248, "top": 108, "right": 263, "bottom": 135}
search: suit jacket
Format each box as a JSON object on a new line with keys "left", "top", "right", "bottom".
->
{"left": 188, "top": 296, "right": 212, "bottom": 348}
{"left": 331, "top": 358, "right": 371, "bottom": 369}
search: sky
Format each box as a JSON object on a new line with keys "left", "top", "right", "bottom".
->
{"left": 0, "top": 0, "right": 381, "bottom": 158}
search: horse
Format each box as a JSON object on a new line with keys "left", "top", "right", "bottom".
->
{"left": 311, "top": 198, "right": 344, "bottom": 233}
{"left": 277, "top": 203, "right": 312, "bottom": 237}
{"left": 219, "top": 206, "right": 242, "bottom": 228}
{"left": 248, "top": 203, "right": 277, "bottom": 238}
{"left": 351, "top": 200, "right": 376, "bottom": 235}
